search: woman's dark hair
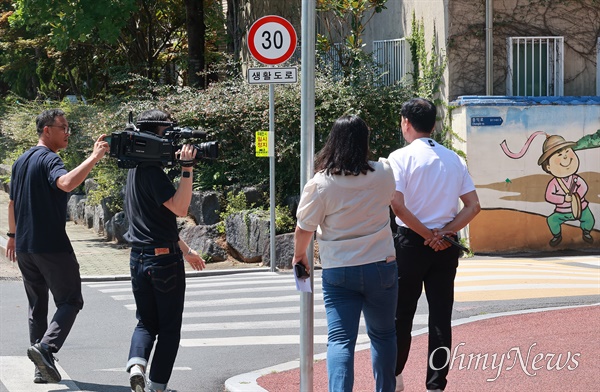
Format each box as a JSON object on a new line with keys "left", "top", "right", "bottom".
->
{"left": 314, "top": 115, "right": 374, "bottom": 176}
{"left": 136, "top": 109, "right": 172, "bottom": 134}
{"left": 400, "top": 98, "right": 436, "bottom": 133}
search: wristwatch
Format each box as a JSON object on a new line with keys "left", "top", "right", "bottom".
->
{"left": 182, "top": 171, "right": 191, "bottom": 178}
{"left": 6, "top": 232, "right": 15, "bottom": 238}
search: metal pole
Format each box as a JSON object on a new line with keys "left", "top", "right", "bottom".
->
{"left": 269, "top": 83, "right": 276, "bottom": 272}
{"left": 485, "top": 0, "right": 494, "bottom": 95}
{"left": 300, "top": 0, "right": 316, "bottom": 391}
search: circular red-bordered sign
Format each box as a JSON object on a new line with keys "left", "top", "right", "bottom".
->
{"left": 247, "top": 15, "right": 297, "bottom": 65}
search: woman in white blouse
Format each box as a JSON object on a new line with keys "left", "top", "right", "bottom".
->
{"left": 293, "top": 115, "right": 398, "bottom": 392}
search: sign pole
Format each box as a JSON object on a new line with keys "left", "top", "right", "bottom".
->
{"left": 300, "top": 1, "right": 316, "bottom": 391}
{"left": 247, "top": 15, "right": 297, "bottom": 272}
{"left": 269, "top": 82, "right": 276, "bottom": 272}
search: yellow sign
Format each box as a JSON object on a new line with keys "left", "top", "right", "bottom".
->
{"left": 255, "top": 131, "right": 269, "bottom": 157}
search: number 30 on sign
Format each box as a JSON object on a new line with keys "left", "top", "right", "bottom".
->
{"left": 247, "top": 15, "right": 297, "bottom": 65}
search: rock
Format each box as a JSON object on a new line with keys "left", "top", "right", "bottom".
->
{"left": 106, "top": 211, "right": 129, "bottom": 244}
{"left": 67, "top": 194, "right": 85, "bottom": 222}
{"left": 262, "top": 232, "right": 295, "bottom": 269}
{"left": 180, "top": 224, "right": 228, "bottom": 262}
{"left": 225, "top": 210, "right": 270, "bottom": 263}
{"left": 188, "top": 191, "right": 221, "bottom": 225}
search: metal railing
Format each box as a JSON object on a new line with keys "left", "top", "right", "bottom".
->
{"left": 506, "top": 36, "right": 564, "bottom": 96}
{"left": 373, "top": 38, "right": 411, "bottom": 86}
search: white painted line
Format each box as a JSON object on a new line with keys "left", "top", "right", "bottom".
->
{"left": 111, "top": 284, "right": 299, "bottom": 301}
{"left": 0, "top": 356, "right": 79, "bottom": 391}
{"left": 125, "top": 293, "right": 324, "bottom": 310}
{"left": 455, "top": 274, "right": 599, "bottom": 282}
{"left": 455, "top": 283, "right": 600, "bottom": 292}
{"left": 96, "top": 366, "right": 191, "bottom": 372}
{"left": 180, "top": 334, "right": 371, "bottom": 347}
{"left": 458, "top": 267, "right": 598, "bottom": 275}
{"left": 183, "top": 306, "right": 325, "bottom": 318}
{"left": 180, "top": 314, "right": 428, "bottom": 332}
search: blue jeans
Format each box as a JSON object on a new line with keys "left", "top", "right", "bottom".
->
{"left": 126, "top": 248, "right": 186, "bottom": 391}
{"left": 322, "top": 261, "right": 398, "bottom": 392}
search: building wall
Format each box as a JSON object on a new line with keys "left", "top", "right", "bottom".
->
{"left": 452, "top": 97, "right": 600, "bottom": 253}
{"left": 445, "top": 0, "right": 600, "bottom": 99}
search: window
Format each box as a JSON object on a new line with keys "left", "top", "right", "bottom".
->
{"left": 372, "top": 38, "right": 411, "bottom": 86}
{"left": 507, "top": 37, "right": 564, "bottom": 96}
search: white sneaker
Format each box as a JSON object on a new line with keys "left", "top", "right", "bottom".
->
{"left": 129, "top": 365, "right": 145, "bottom": 392}
{"left": 395, "top": 374, "right": 404, "bottom": 391}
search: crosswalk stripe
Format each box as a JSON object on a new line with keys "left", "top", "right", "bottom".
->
{"left": 179, "top": 334, "right": 371, "bottom": 347}
{"left": 456, "top": 274, "right": 598, "bottom": 282}
{"left": 84, "top": 259, "right": 598, "bottom": 353}
{"left": 0, "top": 356, "right": 79, "bottom": 391}
{"left": 124, "top": 293, "right": 325, "bottom": 310}
{"left": 111, "top": 284, "right": 299, "bottom": 301}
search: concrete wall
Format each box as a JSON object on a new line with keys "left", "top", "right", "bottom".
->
{"left": 452, "top": 96, "right": 600, "bottom": 253}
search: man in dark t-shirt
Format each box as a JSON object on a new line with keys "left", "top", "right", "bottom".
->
{"left": 5, "top": 108, "right": 110, "bottom": 384}
{"left": 123, "top": 109, "right": 206, "bottom": 392}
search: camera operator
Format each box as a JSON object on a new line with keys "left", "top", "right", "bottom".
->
{"left": 123, "top": 109, "right": 205, "bottom": 392}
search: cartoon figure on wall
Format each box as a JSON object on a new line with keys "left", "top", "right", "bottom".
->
{"left": 501, "top": 130, "right": 598, "bottom": 246}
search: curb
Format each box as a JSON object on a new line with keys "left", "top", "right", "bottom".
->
{"left": 79, "top": 267, "right": 273, "bottom": 282}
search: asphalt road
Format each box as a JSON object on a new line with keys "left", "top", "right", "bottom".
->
{"left": 1, "top": 256, "right": 599, "bottom": 392}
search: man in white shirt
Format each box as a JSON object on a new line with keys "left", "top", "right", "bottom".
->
{"left": 388, "top": 98, "right": 481, "bottom": 392}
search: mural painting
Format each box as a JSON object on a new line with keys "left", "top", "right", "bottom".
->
{"left": 451, "top": 98, "right": 600, "bottom": 253}
{"left": 501, "top": 131, "right": 598, "bottom": 247}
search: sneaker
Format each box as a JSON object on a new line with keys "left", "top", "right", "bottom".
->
{"left": 27, "top": 343, "right": 61, "bottom": 383}
{"left": 129, "top": 364, "right": 145, "bottom": 392}
{"left": 582, "top": 231, "right": 593, "bottom": 244}
{"left": 395, "top": 374, "right": 404, "bottom": 391}
{"left": 33, "top": 366, "right": 47, "bottom": 384}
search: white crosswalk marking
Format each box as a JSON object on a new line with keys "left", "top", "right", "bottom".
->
{"left": 455, "top": 258, "right": 600, "bottom": 301}
{"left": 85, "top": 271, "right": 426, "bottom": 349}
{"left": 81, "top": 257, "right": 599, "bottom": 351}
{"left": 0, "top": 357, "right": 80, "bottom": 391}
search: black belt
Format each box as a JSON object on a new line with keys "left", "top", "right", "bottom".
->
{"left": 397, "top": 226, "right": 414, "bottom": 235}
{"left": 397, "top": 226, "right": 458, "bottom": 241}
{"left": 131, "top": 243, "right": 180, "bottom": 256}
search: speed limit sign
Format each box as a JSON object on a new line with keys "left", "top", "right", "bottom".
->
{"left": 247, "top": 15, "right": 297, "bottom": 65}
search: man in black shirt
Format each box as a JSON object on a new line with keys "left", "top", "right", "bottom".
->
{"left": 123, "top": 109, "right": 205, "bottom": 392}
{"left": 5, "top": 108, "right": 110, "bottom": 384}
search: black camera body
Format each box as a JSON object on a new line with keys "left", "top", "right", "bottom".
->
{"left": 108, "top": 120, "right": 218, "bottom": 169}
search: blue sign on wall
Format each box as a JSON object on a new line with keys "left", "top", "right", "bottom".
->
{"left": 471, "top": 116, "right": 504, "bottom": 126}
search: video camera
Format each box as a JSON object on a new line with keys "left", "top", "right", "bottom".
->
{"left": 107, "top": 113, "right": 218, "bottom": 169}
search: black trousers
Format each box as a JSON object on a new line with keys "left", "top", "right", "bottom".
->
{"left": 394, "top": 228, "right": 459, "bottom": 391}
{"left": 17, "top": 251, "right": 83, "bottom": 353}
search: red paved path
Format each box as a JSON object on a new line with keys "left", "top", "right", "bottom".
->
{"left": 257, "top": 305, "right": 599, "bottom": 391}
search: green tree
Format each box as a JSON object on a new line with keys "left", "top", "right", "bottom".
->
{"left": 316, "top": 0, "right": 388, "bottom": 76}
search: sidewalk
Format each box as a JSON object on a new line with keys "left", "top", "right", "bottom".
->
{"left": 0, "top": 190, "right": 267, "bottom": 281}
{"left": 244, "top": 304, "right": 599, "bottom": 392}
